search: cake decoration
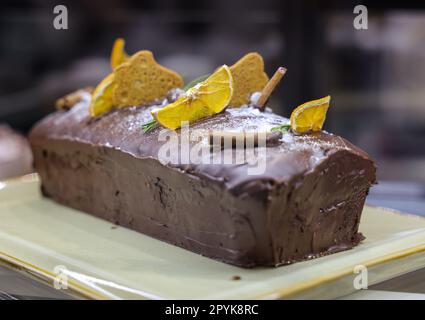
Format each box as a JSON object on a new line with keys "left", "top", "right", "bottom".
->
{"left": 151, "top": 65, "right": 233, "bottom": 130}
{"left": 209, "top": 130, "right": 283, "bottom": 148}
{"left": 289, "top": 95, "right": 331, "bottom": 133}
{"left": 142, "top": 62, "right": 286, "bottom": 132}
{"left": 90, "top": 39, "right": 184, "bottom": 117}
{"left": 183, "top": 74, "right": 210, "bottom": 91}
{"left": 270, "top": 123, "right": 291, "bottom": 132}
{"left": 90, "top": 38, "right": 129, "bottom": 117}
{"left": 89, "top": 73, "right": 116, "bottom": 116}
{"left": 256, "top": 67, "right": 287, "bottom": 109}
{"left": 90, "top": 41, "right": 330, "bottom": 136}
{"left": 56, "top": 87, "right": 93, "bottom": 111}
{"left": 113, "top": 50, "right": 184, "bottom": 108}
{"left": 110, "top": 38, "right": 129, "bottom": 69}
{"left": 229, "top": 52, "right": 269, "bottom": 107}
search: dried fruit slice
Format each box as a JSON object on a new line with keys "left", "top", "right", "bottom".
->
{"left": 153, "top": 65, "right": 233, "bottom": 130}
{"left": 186, "top": 65, "right": 233, "bottom": 113}
{"left": 290, "top": 95, "right": 331, "bottom": 133}
{"left": 153, "top": 98, "right": 215, "bottom": 131}
{"left": 89, "top": 73, "right": 116, "bottom": 117}
{"left": 113, "top": 50, "right": 184, "bottom": 108}
{"left": 110, "top": 38, "right": 129, "bottom": 69}
{"left": 229, "top": 52, "right": 269, "bottom": 107}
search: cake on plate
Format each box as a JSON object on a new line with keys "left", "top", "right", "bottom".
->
{"left": 29, "top": 39, "right": 376, "bottom": 267}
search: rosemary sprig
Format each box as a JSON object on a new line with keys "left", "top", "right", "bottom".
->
{"left": 141, "top": 119, "right": 158, "bottom": 133}
{"left": 270, "top": 124, "right": 291, "bottom": 132}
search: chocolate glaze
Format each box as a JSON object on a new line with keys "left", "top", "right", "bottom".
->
{"left": 29, "top": 94, "right": 376, "bottom": 267}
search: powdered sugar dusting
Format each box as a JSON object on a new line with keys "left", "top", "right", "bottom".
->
{"left": 279, "top": 130, "right": 348, "bottom": 166}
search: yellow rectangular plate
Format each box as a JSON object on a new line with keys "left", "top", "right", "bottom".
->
{"left": 0, "top": 174, "right": 424, "bottom": 299}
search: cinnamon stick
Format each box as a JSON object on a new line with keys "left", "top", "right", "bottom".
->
{"left": 257, "top": 67, "right": 287, "bottom": 110}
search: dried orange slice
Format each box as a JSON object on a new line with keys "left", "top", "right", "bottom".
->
{"left": 110, "top": 38, "right": 129, "bottom": 69}
{"left": 90, "top": 38, "right": 128, "bottom": 117}
{"left": 290, "top": 95, "right": 331, "bottom": 133}
{"left": 89, "top": 73, "right": 116, "bottom": 117}
{"left": 153, "top": 65, "right": 233, "bottom": 129}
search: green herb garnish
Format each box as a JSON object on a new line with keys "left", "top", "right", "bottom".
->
{"left": 271, "top": 124, "right": 291, "bottom": 132}
{"left": 142, "top": 119, "right": 158, "bottom": 133}
{"left": 183, "top": 74, "right": 210, "bottom": 91}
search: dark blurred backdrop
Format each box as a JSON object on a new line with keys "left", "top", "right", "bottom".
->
{"left": 1, "top": 0, "right": 425, "bottom": 186}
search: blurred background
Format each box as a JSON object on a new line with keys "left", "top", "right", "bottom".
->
{"left": 0, "top": 0, "right": 425, "bottom": 213}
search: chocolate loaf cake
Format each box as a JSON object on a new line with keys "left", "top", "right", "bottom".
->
{"left": 29, "top": 92, "right": 376, "bottom": 267}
